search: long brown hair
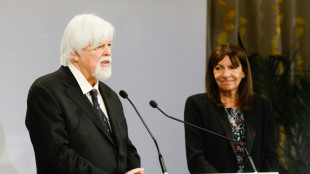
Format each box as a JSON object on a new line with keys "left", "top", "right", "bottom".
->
{"left": 205, "top": 43, "right": 254, "bottom": 110}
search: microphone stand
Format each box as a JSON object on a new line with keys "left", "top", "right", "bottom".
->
{"left": 149, "top": 100, "right": 258, "bottom": 173}
{"left": 119, "top": 91, "right": 168, "bottom": 174}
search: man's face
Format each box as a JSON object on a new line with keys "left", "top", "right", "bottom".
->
{"left": 71, "top": 40, "right": 112, "bottom": 85}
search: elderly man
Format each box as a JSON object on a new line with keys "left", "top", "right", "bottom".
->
{"left": 26, "top": 14, "right": 144, "bottom": 174}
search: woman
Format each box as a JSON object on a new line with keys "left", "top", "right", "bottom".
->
{"left": 184, "top": 43, "right": 278, "bottom": 173}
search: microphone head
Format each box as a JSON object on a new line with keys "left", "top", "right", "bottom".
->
{"left": 149, "top": 100, "right": 158, "bottom": 108}
{"left": 119, "top": 90, "right": 128, "bottom": 99}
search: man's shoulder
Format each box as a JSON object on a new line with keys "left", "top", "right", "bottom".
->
{"left": 98, "top": 81, "right": 117, "bottom": 98}
{"left": 98, "top": 81, "right": 113, "bottom": 91}
{"left": 31, "top": 66, "right": 69, "bottom": 89}
{"left": 98, "top": 81, "right": 110, "bottom": 89}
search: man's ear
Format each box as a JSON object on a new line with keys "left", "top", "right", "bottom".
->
{"left": 71, "top": 52, "right": 79, "bottom": 62}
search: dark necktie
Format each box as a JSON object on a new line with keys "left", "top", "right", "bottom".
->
{"left": 90, "top": 89, "right": 112, "bottom": 135}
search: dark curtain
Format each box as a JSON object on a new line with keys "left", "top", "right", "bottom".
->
{"left": 207, "top": 0, "right": 310, "bottom": 75}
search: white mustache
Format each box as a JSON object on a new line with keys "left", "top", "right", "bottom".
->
{"left": 99, "top": 56, "right": 112, "bottom": 63}
{"left": 92, "top": 56, "right": 112, "bottom": 81}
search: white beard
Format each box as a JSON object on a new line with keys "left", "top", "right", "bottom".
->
{"left": 92, "top": 56, "right": 112, "bottom": 81}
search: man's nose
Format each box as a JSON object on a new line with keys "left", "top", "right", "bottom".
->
{"left": 102, "top": 47, "right": 112, "bottom": 57}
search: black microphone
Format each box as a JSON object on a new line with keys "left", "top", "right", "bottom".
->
{"left": 119, "top": 90, "right": 168, "bottom": 174}
{"left": 149, "top": 100, "right": 258, "bottom": 173}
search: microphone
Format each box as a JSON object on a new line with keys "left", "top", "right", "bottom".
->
{"left": 119, "top": 90, "right": 168, "bottom": 174}
{"left": 149, "top": 100, "right": 258, "bottom": 173}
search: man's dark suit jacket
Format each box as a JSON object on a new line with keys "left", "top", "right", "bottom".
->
{"left": 184, "top": 93, "right": 279, "bottom": 173}
{"left": 26, "top": 66, "right": 140, "bottom": 174}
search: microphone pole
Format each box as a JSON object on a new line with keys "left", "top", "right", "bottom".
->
{"left": 119, "top": 90, "right": 168, "bottom": 174}
{"left": 149, "top": 100, "right": 258, "bottom": 173}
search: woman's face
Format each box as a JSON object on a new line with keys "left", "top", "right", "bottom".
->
{"left": 213, "top": 55, "right": 245, "bottom": 95}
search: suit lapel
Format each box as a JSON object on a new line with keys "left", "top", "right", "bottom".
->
{"left": 215, "top": 106, "right": 236, "bottom": 154}
{"left": 59, "top": 67, "right": 115, "bottom": 145}
{"left": 98, "top": 84, "right": 121, "bottom": 148}
{"left": 244, "top": 109, "right": 256, "bottom": 154}
{"left": 216, "top": 105, "right": 256, "bottom": 155}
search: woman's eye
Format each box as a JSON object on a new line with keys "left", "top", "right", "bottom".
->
{"left": 215, "top": 67, "right": 222, "bottom": 70}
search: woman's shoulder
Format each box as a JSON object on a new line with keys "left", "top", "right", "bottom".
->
{"left": 252, "top": 93, "right": 273, "bottom": 108}
{"left": 187, "top": 93, "right": 208, "bottom": 100}
{"left": 186, "top": 93, "right": 211, "bottom": 105}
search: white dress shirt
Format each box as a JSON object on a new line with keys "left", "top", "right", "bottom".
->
{"left": 68, "top": 63, "right": 110, "bottom": 122}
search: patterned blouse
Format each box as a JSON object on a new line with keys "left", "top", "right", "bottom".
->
{"left": 225, "top": 108, "right": 247, "bottom": 173}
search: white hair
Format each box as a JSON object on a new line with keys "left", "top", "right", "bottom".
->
{"left": 60, "top": 14, "right": 115, "bottom": 66}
